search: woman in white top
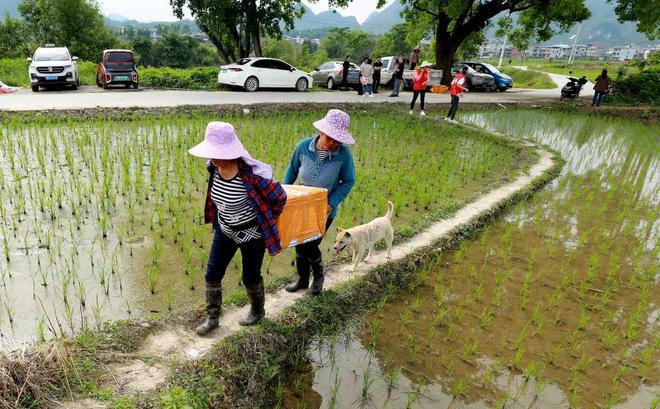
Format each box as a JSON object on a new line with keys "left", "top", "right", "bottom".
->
{"left": 359, "top": 57, "right": 374, "bottom": 97}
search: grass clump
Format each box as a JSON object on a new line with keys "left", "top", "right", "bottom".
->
{"left": 502, "top": 67, "right": 556, "bottom": 89}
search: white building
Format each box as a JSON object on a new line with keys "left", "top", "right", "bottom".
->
{"left": 608, "top": 45, "right": 642, "bottom": 61}
{"left": 529, "top": 44, "right": 571, "bottom": 59}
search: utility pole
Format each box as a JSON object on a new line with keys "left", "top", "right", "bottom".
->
{"left": 568, "top": 23, "right": 582, "bottom": 65}
{"left": 497, "top": 34, "right": 507, "bottom": 69}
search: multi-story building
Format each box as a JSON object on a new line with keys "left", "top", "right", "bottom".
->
{"left": 608, "top": 45, "right": 642, "bottom": 61}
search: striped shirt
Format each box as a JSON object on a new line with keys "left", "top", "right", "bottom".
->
{"left": 316, "top": 149, "right": 329, "bottom": 163}
{"left": 211, "top": 171, "right": 261, "bottom": 243}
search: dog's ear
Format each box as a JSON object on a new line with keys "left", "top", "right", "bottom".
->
{"left": 336, "top": 226, "right": 345, "bottom": 232}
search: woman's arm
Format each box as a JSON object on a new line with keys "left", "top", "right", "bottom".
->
{"left": 263, "top": 179, "right": 287, "bottom": 218}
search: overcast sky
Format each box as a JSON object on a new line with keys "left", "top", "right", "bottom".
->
{"left": 99, "top": 0, "right": 396, "bottom": 24}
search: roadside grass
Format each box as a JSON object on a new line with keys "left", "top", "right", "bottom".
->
{"left": 490, "top": 58, "right": 636, "bottom": 82}
{"left": 501, "top": 67, "right": 556, "bottom": 89}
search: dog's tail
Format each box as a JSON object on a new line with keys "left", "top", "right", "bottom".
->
{"left": 385, "top": 201, "right": 395, "bottom": 221}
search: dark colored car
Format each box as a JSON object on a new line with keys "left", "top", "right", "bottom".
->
{"left": 96, "top": 50, "right": 139, "bottom": 89}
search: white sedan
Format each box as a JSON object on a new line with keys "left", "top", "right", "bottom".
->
{"left": 218, "top": 57, "right": 313, "bottom": 92}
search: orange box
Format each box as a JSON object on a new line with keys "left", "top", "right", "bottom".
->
{"left": 278, "top": 185, "right": 328, "bottom": 248}
{"left": 432, "top": 85, "right": 448, "bottom": 94}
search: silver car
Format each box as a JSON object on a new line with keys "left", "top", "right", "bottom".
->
{"left": 310, "top": 61, "right": 361, "bottom": 90}
{"left": 451, "top": 64, "right": 496, "bottom": 91}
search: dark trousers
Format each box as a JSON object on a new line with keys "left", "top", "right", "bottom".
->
{"left": 373, "top": 74, "right": 380, "bottom": 93}
{"left": 295, "top": 217, "right": 334, "bottom": 271}
{"left": 206, "top": 228, "right": 265, "bottom": 286}
{"left": 340, "top": 74, "right": 349, "bottom": 90}
{"left": 410, "top": 62, "right": 417, "bottom": 70}
{"left": 410, "top": 90, "right": 426, "bottom": 110}
{"left": 592, "top": 90, "right": 605, "bottom": 106}
{"left": 447, "top": 95, "right": 460, "bottom": 119}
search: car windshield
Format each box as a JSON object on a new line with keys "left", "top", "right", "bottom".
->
{"left": 482, "top": 63, "right": 501, "bottom": 74}
{"left": 105, "top": 52, "right": 133, "bottom": 62}
{"left": 236, "top": 58, "right": 252, "bottom": 65}
{"left": 33, "top": 49, "right": 69, "bottom": 61}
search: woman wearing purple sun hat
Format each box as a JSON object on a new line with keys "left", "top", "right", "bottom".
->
{"left": 189, "top": 122, "right": 287, "bottom": 335}
{"left": 283, "top": 109, "right": 356, "bottom": 295}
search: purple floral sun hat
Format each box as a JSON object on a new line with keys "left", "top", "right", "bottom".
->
{"left": 313, "top": 109, "right": 355, "bottom": 145}
{"left": 189, "top": 122, "right": 273, "bottom": 179}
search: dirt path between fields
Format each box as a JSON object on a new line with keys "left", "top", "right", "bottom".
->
{"left": 58, "top": 126, "right": 556, "bottom": 408}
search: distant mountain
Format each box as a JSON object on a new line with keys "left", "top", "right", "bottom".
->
{"left": 288, "top": 4, "right": 359, "bottom": 34}
{"left": 0, "top": 0, "right": 20, "bottom": 17}
{"left": 106, "top": 13, "right": 129, "bottom": 23}
{"left": 361, "top": 1, "right": 404, "bottom": 34}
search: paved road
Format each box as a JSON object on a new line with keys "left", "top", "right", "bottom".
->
{"left": 512, "top": 66, "right": 596, "bottom": 92}
{"left": 0, "top": 85, "right": 570, "bottom": 111}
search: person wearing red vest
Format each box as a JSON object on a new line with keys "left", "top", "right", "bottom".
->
{"left": 409, "top": 61, "right": 432, "bottom": 116}
{"left": 446, "top": 66, "right": 469, "bottom": 122}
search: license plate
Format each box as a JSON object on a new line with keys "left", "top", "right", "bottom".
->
{"left": 45, "top": 75, "right": 58, "bottom": 81}
{"left": 114, "top": 75, "right": 130, "bottom": 81}
{"left": 349, "top": 72, "right": 358, "bottom": 78}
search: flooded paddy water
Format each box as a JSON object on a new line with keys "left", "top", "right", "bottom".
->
{"left": 0, "top": 110, "right": 529, "bottom": 348}
{"left": 287, "top": 111, "right": 659, "bottom": 409}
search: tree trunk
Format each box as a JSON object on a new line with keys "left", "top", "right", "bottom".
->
{"left": 434, "top": 26, "right": 457, "bottom": 86}
{"left": 252, "top": 29, "right": 262, "bottom": 57}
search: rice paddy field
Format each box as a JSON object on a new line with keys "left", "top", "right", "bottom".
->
{"left": 0, "top": 109, "right": 532, "bottom": 348}
{"left": 285, "top": 111, "right": 659, "bottom": 408}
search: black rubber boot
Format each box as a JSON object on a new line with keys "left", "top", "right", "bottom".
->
{"left": 239, "top": 280, "right": 265, "bottom": 326}
{"left": 285, "top": 255, "right": 310, "bottom": 292}
{"left": 309, "top": 257, "right": 325, "bottom": 295}
{"left": 196, "top": 282, "right": 221, "bottom": 335}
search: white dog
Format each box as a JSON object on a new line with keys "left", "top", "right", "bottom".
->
{"left": 334, "top": 201, "right": 394, "bottom": 271}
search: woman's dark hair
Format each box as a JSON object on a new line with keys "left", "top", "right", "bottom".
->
{"left": 602, "top": 69, "right": 608, "bottom": 76}
{"left": 367, "top": 58, "right": 372, "bottom": 64}
{"left": 461, "top": 65, "right": 468, "bottom": 74}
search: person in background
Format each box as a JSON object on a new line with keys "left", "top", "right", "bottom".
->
{"left": 372, "top": 56, "right": 383, "bottom": 94}
{"left": 284, "top": 109, "right": 356, "bottom": 295}
{"left": 360, "top": 57, "right": 374, "bottom": 98}
{"left": 592, "top": 69, "right": 611, "bottom": 107}
{"left": 389, "top": 57, "right": 405, "bottom": 97}
{"left": 409, "top": 46, "right": 420, "bottom": 70}
{"left": 340, "top": 55, "right": 351, "bottom": 91}
{"left": 446, "top": 66, "right": 469, "bottom": 122}
{"left": 189, "top": 122, "right": 287, "bottom": 335}
{"left": 409, "top": 61, "right": 431, "bottom": 116}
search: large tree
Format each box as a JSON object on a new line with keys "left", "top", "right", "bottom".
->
{"left": 170, "top": 0, "right": 304, "bottom": 63}
{"left": 330, "top": 0, "right": 591, "bottom": 84}
{"left": 18, "top": 0, "right": 116, "bottom": 61}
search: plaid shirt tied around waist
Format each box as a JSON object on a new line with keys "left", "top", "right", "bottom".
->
{"left": 204, "top": 161, "right": 287, "bottom": 256}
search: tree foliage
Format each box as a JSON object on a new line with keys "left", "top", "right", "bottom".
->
{"left": 18, "top": 0, "right": 116, "bottom": 61}
{"left": 321, "top": 28, "right": 375, "bottom": 60}
{"left": 170, "top": 0, "right": 303, "bottom": 63}
{"left": 131, "top": 33, "right": 220, "bottom": 68}
{"left": 0, "top": 15, "right": 31, "bottom": 57}
{"left": 609, "top": 0, "right": 659, "bottom": 40}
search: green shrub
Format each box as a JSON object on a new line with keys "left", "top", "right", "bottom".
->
{"left": 610, "top": 68, "right": 660, "bottom": 106}
{"left": 139, "top": 66, "right": 219, "bottom": 90}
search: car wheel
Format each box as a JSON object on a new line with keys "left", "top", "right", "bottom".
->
{"left": 102, "top": 81, "right": 109, "bottom": 90}
{"left": 96, "top": 77, "right": 102, "bottom": 87}
{"left": 327, "top": 77, "right": 335, "bottom": 90}
{"left": 31, "top": 85, "right": 39, "bottom": 92}
{"left": 133, "top": 82, "right": 139, "bottom": 90}
{"left": 244, "top": 76, "right": 259, "bottom": 92}
{"left": 296, "top": 77, "right": 309, "bottom": 92}
{"left": 71, "top": 82, "right": 78, "bottom": 90}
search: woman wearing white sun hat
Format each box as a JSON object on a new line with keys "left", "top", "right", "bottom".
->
{"left": 188, "top": 122, "right": 287, "bottom": 335}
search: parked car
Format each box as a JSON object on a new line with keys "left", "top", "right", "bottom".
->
{"left": 310, "top": 61, "right": 361, "bottom": 89}
{"left": 380, "top": 56, "right": 442, "bottom": 90}
{"left": 460, "top": 61, "right": 512, "bottom": 91}
{"left": 96, "top": 49, "right": 139, "bottom": 89}
{"left": 218, "top": 58, "right": 313, "bottom": 92}
{"left": 451, "top": 64, "right": 496, "bottom": 91}
{"left": 27, "top": 45, "right": 79, "bottom": 92}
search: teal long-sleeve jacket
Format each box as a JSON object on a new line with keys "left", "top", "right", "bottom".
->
{"left": 283, "top": 136, "right": 356, "bottom": 219}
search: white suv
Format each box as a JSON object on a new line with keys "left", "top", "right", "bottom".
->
{"left": 28, "top": 46, "right": 80, "bottom": 92}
